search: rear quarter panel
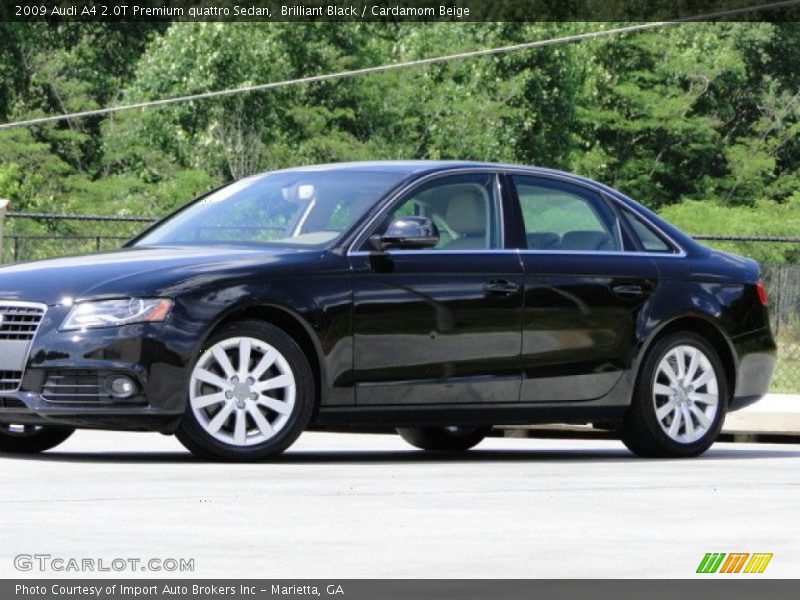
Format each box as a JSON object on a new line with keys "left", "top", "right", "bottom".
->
{"left": 636, "top": 250, "right": 776, "bottom": 407}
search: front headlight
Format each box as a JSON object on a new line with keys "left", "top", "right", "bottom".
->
{"left": 61, "top": 298, "right": 173, "bottom": 331}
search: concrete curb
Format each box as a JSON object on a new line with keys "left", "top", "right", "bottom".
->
{"left": 498, "top": 393, "right": 800, "bottom": 440}
{"left": 723, "top": 393, "right": 800, "bottom": 435}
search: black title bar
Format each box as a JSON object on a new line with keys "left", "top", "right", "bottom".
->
{"left": 2, "top": 0, "right": 800, "bottom": 22}
{"left": 5, "top": 580, "right": 800, "bottom": 600}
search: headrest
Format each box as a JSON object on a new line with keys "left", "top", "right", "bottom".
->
{"left": 526, "top": 232, "right": 560, "bottom": 250}
{"left": 446, "top": 190, "right": 485, "bottom": 235}
{"left": 560, "top": 230, "right": 613, "bottom": 251}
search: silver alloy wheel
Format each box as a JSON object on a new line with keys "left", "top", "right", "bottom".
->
{"left": 189, "top": 336, "right": 296, "bottom": 446}
{"left": 652, "top": 344, "right": 719, "bottom": 444}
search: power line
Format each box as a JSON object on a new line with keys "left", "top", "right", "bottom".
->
{"left": 0, "top": 0, "right": 797, "bottom": 131}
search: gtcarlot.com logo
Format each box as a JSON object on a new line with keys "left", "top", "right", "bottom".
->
{"left": 696, "top": 552, "right": 773, "bottom": 574}
{"left": 14, "top": 554, "right": 195, "bottom": 573}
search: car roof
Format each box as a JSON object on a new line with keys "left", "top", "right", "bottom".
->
{"left": 269, "top": 159, "right": 621, "bottom": 202}
{"left": 271, "top": 160, "right": 627, "bottom": 192}
{"left": 273, "top": 160, "right": 482, "bottom": 175}
{"left": 272, "top": 159, "right": 574, "bottom": 177}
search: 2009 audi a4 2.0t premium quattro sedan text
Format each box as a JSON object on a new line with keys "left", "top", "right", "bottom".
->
{"left": 0, "top": 161, "right": 776, "bottom": 460}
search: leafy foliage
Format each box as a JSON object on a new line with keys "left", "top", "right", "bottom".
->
{"left": 0, "top": 21, "right": 798, "bottom": 262}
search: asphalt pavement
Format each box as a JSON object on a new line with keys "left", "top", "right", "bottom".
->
{"left": 1, "top": 430, "right": 798, "bottom": 578}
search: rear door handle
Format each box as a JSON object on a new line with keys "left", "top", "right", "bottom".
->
{"left": 483, "top": 280, "right": 519, "bottom": 295}
{"left": 612, "top": 284, "right": 645, "bottom": 297}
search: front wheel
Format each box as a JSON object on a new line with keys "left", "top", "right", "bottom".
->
{"left": 397, "top": 425, "right": 492, "bottom": 452}
{"left": 621, "top": 332, "right": 728, "bottom": 458}
{"left": 176, "top": 320, "right": 315, "bottom": 461}
{"left": 0, "top": 424, "right": 74, "bottom": 454}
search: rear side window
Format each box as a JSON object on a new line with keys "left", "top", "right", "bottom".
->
{"left": 512, "top": 176, "right": 621, "bottom": 252}
{"left": 620, "top": 206, "right": 674, "bottom": 253}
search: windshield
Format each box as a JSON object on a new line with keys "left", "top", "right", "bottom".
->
{"left": 134, "top": 169, "right": 407, "bottom": 248}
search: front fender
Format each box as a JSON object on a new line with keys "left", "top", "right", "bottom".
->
{"left": 174, "top": 259, "right": 354, "bottom": 407}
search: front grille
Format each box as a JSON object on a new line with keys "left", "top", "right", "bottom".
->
{"left": 0, "top": 303, "right": 46, "bottom": 341}
{"left": 0, "top": 300, "right": 47, "bottom": 393}
{"left": 42, "top": 370, "right": 110, "bottom": 403}
{"left": 0, "top": 370, "right": 23, "bottom": 392}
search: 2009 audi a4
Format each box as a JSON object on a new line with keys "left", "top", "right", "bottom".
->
{"left": 0, "top": 161, "right": 776, "bottom": 460}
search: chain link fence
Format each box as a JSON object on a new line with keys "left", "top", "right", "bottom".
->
{"left": 0, "top": 212, "right": 798, "bottom": 393}
{"left": 4, "top": 234, "right": 132, "bottom": 261}
{"left": 762, "top": 263, "right": 800, "bottom": 393}
{"left": 0, "top": 211, "right": 155, "bottom": 264}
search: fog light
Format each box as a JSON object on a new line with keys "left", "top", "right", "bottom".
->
{"left": 108, "top": 376, "right": 136, "bottom": 399}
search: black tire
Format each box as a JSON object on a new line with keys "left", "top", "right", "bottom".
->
{"left": 176, "top": 320, "right": 315, "bottom": 461}
{"left": 621, "top": 331, "right": 728, "bottom": 458}
{"left": 396, "top": 425, "right": 492, "bottom": 452}
{"left": 0, "top": 424, "right": 75, "bottom": 454}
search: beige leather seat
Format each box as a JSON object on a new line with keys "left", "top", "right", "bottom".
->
{"left": 443, "top": 190, "right": 487, "bottom": 250}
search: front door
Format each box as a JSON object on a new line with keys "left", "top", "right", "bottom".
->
{"left": 350, "top": 172, "right": 524, "bottom": 405}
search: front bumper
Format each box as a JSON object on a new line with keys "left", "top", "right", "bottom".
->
{"left": 0, "top": 395, "right": 183, "bottom": 431}
{"left": 0, "top": 303, "right": 199, "bottom": 432}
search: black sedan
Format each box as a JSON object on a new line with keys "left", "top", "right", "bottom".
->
{"left": 0, "top": 161, "right": 776, "bottom": 460}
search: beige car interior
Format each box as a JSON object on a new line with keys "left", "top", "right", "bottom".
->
{"left": 412, "top": 183, "right": 494, "bottom": 250}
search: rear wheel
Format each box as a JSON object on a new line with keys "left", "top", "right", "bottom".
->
{"left": 176, "top": 320, "right": 314, "bottom": 461}
{"left": 0, "top": 424, "right": 74, "bottom": 454}
{"left": 397, "top": 425, "right": 492, "bottom": 452}
{"left": 621, "top": 331, "right": 727, "bottom": 458}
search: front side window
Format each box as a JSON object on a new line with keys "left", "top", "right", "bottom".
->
{"left": 366, "top": 173, "right": 502, "bottom": 251}
{"left": 135, "top": 170, "right": 406, "bottom": 249}
{"left": 513, "top": 176, "right": 621, "bottom": 252}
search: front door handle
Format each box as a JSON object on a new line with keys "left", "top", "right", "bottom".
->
{"left": 612, "top": 283, "right": 645, "bottom": 297}
{"left": 483, "top": 280, "right": 520, "bottom": 295}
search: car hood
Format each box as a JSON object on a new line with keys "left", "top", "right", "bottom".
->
{"left": 0, "top": 245, "right": 319, "bottom": 305}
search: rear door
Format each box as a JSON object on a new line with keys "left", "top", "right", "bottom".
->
{"left": 349, "top": 172, "right": 524, "bottom": 405}
{"left": 508, "top": 174, "right": 659, "bottom": 402}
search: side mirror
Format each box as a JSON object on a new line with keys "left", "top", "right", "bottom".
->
{"left": 370, "top": 216, "right": 440, "bottom": 251}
